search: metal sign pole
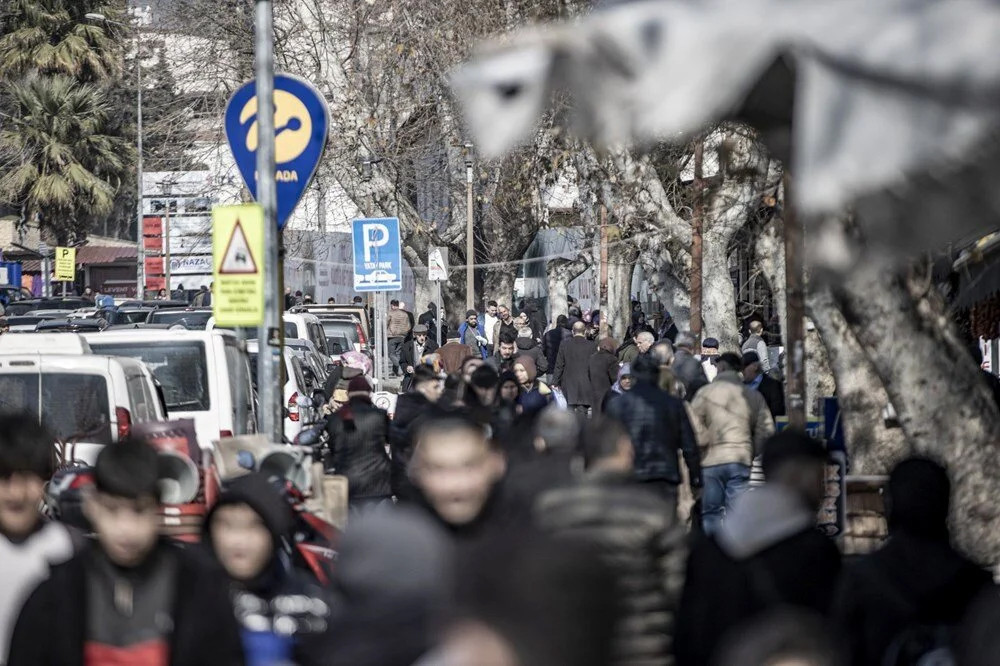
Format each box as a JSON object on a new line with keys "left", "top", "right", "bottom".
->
{"left": 254, "top": 0, "right": 282, "bottom": 443}
{"left": 436, "top": 282, "right": 443, "bottom": 348}
{"left": 373, "top": 292, "right": 383, "bottom": 385}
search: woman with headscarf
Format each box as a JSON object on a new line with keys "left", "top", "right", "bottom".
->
{"left": 602, "top": 362, "right": 635, "bottom": 412}
{"left": 513, "top": 356, "right": 552, "bottom": 414}
{"left": 588, "top": 337, "right": 619, "bottom": 415}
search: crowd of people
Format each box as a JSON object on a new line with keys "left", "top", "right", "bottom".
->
{"left": 1, "top": 296, "right": 999, "bottom": 665}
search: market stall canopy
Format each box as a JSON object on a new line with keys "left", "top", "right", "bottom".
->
{"left": 452, "top": 0, "right": 1000, "bottom": 254}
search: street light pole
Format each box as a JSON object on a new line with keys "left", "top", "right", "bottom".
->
{"left": 465, "top": 144, "right": 474, "bottom": 312}
{"left": 86, "top": 13, "right": 143, "bottom": 298}
{"left": 135, "top": 32, "right": 144, "bottom": 299}
{"left": 255, "top": 0, "right": 283, "bottom": 444}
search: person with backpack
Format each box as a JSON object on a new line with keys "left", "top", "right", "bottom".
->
{"left": 690, "top": 352, "right": 774, "bottom": 535}
{"left": 833, "top": 457, "right": 993, "bottom": 666}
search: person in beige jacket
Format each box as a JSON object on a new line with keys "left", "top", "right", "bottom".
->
{"left": 691, "top": 352, "right": 775, "bottom": 535}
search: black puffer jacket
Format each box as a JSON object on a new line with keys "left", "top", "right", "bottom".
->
{"left": 535, "top": 470, "right": 688, "bottom": 665}
{"left": 326, "top": 397, "right": 391, "bottom": 499}
{"left": 605, "top": 380, "right": 701, "bottom": 486}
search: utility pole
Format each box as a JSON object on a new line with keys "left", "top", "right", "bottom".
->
{"left": 163, "top": 207, "right": 171, "bottom": 291}
{"left": 465, "top": 144, "right": 474, "bottom": 312}
{"left": 783, "top": 173, "right": 807, "bottom": 429}
{"left": 255, "top": 0, "right": 283, "bottom": 443}
{"left": 135, "top": 23, "right": 145, "bottom": 299}
{"left": 599, "top": 203, "right": 609, "bottom": 338}
{"left": 690, "top": 139, "right": 705, "bottom": 341}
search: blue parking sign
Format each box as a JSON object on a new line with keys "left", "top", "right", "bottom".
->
{"left": 352, "top": 218, "right": 402, "bottom": 292}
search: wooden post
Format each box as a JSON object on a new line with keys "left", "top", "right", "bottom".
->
{"left": 690, "top": 139, "right": 705, "bottom": 340}
{"left": 599, "top": 203, "right": 609, "bottom": 338}
{"left": 783, "top": 172, "right": 807, "bottom": 429}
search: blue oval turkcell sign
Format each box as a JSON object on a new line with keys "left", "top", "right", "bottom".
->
{"left": 224, "top": 74, "right": 329, "bottom": 230}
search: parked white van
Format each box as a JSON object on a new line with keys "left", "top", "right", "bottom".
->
{"left": 283, "top": 312, "right": 332, "bottom": 360}
{"left": 0, "top": 333, "right": 166, "bottom": 449}
{"left": 83, "top": 329, "right": 256, "bottom": 449}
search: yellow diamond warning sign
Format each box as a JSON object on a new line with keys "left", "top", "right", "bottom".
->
{"left": 213, "top": 204, "right": 264, "bottom": 327}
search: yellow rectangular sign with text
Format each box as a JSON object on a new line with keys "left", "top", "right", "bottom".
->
{"left": 212, "top": 204, "right": 264, "bottom": 327}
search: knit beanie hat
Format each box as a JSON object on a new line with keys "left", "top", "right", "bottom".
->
{"left": 348, "top": 376, "right": 372, "bottom": 399}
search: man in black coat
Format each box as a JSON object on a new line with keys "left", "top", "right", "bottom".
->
{"left": 325, "top": 376, "right": 392, "bottom": 508}
{"left": 543, "top": 315, "right": 570, "bottom": 381}
{"left": 399, "top": 324, "right": 439, "bottom": 390}
{"left": 833, "top": 458, "right": 993, "bottom": 666}
{"left": 675, "top": 431, "right": 841, "bottom": 666}
{"left": 390, "top": 366, "right": 444, "bottom": 500}
{"left": 536, "top": 418, "right": 687, "bottom": 665}
{"left": 742, "top": 351, "right": 785, "bottom": 419}
{"left": 605, "top": 355, "right": 701, "bottom": 513}
{"left": 8, "top": 440, "right": 243, "bottom": 666}
{"left": 552, "top": 321, "right": 597, "bottom": 414}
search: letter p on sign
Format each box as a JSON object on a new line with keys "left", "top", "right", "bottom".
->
{"left": 363, "top": 223, "right": 389, "bottom": 262}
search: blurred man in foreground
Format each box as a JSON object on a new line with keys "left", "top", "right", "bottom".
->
{"left": 9, "top": 440, "right": 243, "bottom": 666}
{"left": 676, "top": 431, "right": 841, "bottom": 666}
{"left": 409, "top": 416, "right": 508, "bottom": 548}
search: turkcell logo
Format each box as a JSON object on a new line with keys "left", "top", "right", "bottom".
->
{"left": 224, "top": 74, "right": 329, "bottom": 230}
{"left": 352, "top": 218, "right": 401, "bottom": 292}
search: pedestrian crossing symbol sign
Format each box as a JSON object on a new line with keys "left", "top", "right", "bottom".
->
{"left": 213, "top": 204, "right": 265, "bottom": 326}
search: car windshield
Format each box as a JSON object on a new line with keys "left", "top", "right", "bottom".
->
{"left": 119, "top": 310, "right": 151, "bottom": 323}
{"left": 147, "top": 310, "right": 213, "bottom": 328}
{"left": 0, "top": 373, "right": 112, "bottom": 444}
{"left": 320, "top": 320, "right": 360, "bottom": 345}
{"left": 283, "top": 323, "right": 298, "bottom": 338}
{"left": 326, "top": 336, "right": 350, "bottom": 355}
{"left": 88, "top": 341, "right": 211, "bottom": 411}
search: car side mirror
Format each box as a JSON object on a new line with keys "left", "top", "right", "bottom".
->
{"left": 237, "top": 450, "right": 256, "bottom": 471}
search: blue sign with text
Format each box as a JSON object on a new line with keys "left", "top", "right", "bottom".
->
{"left": 224, "top": 74, "right": 329, "bottom": 230}
{"left": 352, "top": 218, "right": 402, "bottom": 292}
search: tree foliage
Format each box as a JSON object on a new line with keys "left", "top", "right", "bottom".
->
{"left": 0, "top": 0, "right": 132, "bottom": 242}
{"left": 0, "top": 74, "right": 132, "bottom": 243}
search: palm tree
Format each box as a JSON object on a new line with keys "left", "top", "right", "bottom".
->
{"left": 0, "top": 0, "right": 122, "bottom": 82}
{"left": 0, "top": 74, "right": 132, "bottom": 242}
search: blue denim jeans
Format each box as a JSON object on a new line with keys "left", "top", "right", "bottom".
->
{"left": 701, "top": 462, "right": 751, "bottom": 535}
